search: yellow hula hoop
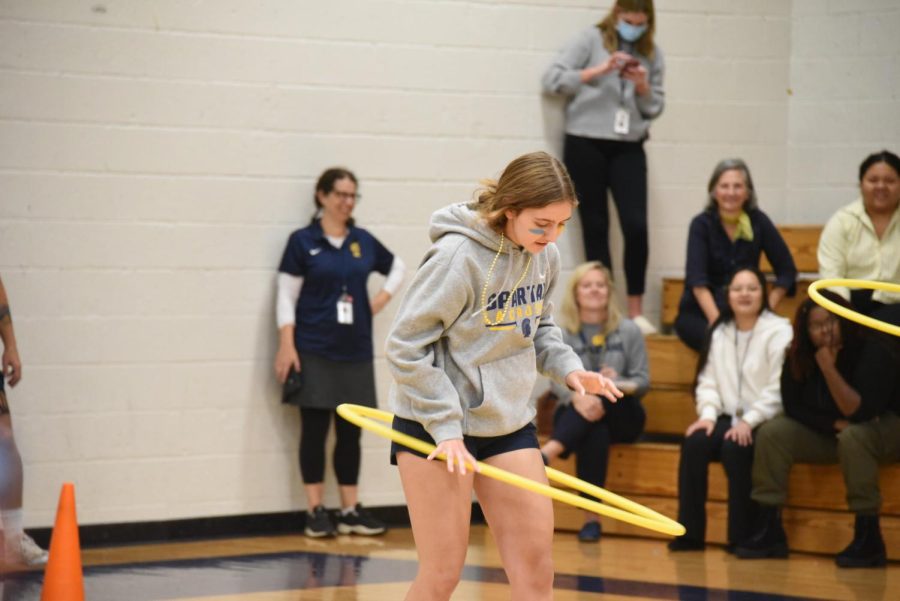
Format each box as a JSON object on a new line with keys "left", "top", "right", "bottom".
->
{"left": 336, "top": 403, "right": 686, "bottom": 537}
{"left": 807, "top": 279, "right": 900, "bottom": 338}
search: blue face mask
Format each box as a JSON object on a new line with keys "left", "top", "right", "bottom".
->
{"left": 616, "top": 19, "right": 647, "bottom": 43}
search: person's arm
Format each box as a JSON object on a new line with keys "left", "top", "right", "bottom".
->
{"left": 816, "top": 210, "right": 852, "bottom": 300}
{"left": 541, "top": 28, "right": 628, "bottom": 95}
{"left": 618, "top": 322, "right": 650, "bottom": 397}
{"left": 757, "top": 212, "right": 797, "bottom": 307}
{"left": 684, "top": 217, "right": 720, "bottom": 324}
{"left": 371, "top": 256, "right": 406, "bottom": 315}
{"left": 694, "top": 331, "right": 723, "bottom": 422}
{"left": 632, "top": 46, "right": 665, "bottom": 118}
{"left": 741, "top": 321, "right": 793, "bottom": 428}
{"left": 816, "top": 344, "right": 860, "bottom": 417}
{"left": 781, "top": 367, "right": 839, "bottom": 436}
{"left": 385, "top": 248, "right": 471, "bottom": 445}
{"left": 274, "top": 273, "right": 303, "bottom": 383}
{"left": 0, "top": 275, "right": 22, "bottom": 386}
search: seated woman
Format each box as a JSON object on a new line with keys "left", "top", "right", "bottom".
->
{"left": 817, "top": 150, "right": 900, "bottom": 326}
{"left": 675, "top": 159, "right": 797, "bottom": 351}
{"left": 736, "top": 291, "right": 900, "bottom": 567}
{"left": 668, "top": 267, "right": 793, "bottom": 551}
{"left": 540, "top": 262, "right": 649, "bottom": 542}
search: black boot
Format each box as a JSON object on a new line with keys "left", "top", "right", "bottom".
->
{"left": 836, "top": 514, "right": 887, "bottom": 568}
{"left": 735, "top": 505, "right": 788, "bottom": 559}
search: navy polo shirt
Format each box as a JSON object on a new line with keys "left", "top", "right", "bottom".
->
{"left": 680, "top": 208, "right": 797, "bottom": 309}
{"left": 278, "top": 221, "right": 394, "bottom": 362}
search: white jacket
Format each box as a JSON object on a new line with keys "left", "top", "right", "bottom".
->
{"left": 695, "top": 310, "right": 793, "bottom": 428}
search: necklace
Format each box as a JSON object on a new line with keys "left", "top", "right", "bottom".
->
{"left": 480, "top": 233, "right": 532, "bottom": 326}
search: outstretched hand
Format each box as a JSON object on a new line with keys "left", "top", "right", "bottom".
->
{"left": 566, "top": 370, "right": 623, "bottom": 403}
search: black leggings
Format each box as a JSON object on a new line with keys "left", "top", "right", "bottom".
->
{"left": 551, "top": 396, "right": 645, "bottom": 489}
{"left": 564, "top": 134, "right": 648, "bottom": 296}
{"left": 675, "top": 415, "right": 756, "bottom": 546}
{"left": 299, "top": 407, "right": 362, "bottom": 485}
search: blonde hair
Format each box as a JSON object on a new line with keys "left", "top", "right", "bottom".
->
{"left": 559, "top": 262, "right": 622, "bottom": 335}
{"left": 598, "top": 0, "right": 656, "bottom": 60}
{"left": 472, "top": 151, "right": 577, "bottom": 232}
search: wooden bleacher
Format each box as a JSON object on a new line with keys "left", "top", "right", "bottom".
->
{"left": 543, "top": 225, "right": 900, "bottom": 559}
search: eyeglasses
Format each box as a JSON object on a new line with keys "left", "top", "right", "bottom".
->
{"left": 331, "top": 191, "right": 360, "bottom": 201}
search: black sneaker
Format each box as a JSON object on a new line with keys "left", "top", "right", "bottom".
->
{"left": 304, "top": 505, "right": 336, "bottom": 538}
{"left": 578, "top": 521, "right": 601, "bottom": 542}
{"left": 336, "top": 503, "right": 387, "bottom": 536}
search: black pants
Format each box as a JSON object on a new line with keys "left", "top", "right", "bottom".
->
{"left": 551, "top": 396, "right": 645, "bottom": 489}
{"left": 674, "top": 291, "right": 726, "bottom": 352}
{"left": 299, "top": 407, "right": 362, "bottom": 485}
{"left": 564, "top": 134, "right": 649, "bottom": 296}
{"left": 675, "top": 415, "right": 756, "bottom": 546}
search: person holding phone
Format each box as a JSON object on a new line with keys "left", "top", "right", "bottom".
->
{"left": 542, "top": 0, "right": 665, "bottom": 335}
{"left": 274, "top": 167, "right": 405, "bottom": 538}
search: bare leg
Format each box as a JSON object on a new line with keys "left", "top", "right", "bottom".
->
{"left": 627, "top": 295, "right": 643, "bottom": 318}
{"left": 475, "top": 448, "right": 555, "bottom": 601}
{"left": 397, "top": 452, "right": 474, "bottom": 601}
{"left": 338, "top": 485, "right": 358, "bottom": 509}
{"left": 0, "top": 413, "right": 24, "bottom": 510}
{"left": 304, "top": 483, "right": 324, "bottom": 508}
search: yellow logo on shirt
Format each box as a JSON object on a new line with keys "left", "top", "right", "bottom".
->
{"left": 350, "top": 242, "right": 362, "bottom": 258}
{"left": 592, "top": 333, "right": 605, "bottom": 347}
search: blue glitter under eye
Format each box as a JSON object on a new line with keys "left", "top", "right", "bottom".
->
{"left": 529, "top": 228, "right": 545, "bottom": 235}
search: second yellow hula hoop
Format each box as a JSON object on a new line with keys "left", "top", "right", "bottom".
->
{"left": 336, "top": 403, "right": 685, "bottom": 537}
{"left": 807, "top": 279, "right": 900, "bottom": 338}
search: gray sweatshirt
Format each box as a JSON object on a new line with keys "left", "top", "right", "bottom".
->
{"left": 542, "top": 26, "right": 665, "bottom": 142}
{"left": 386, "top": 203, "right": 585, "bottom": 444}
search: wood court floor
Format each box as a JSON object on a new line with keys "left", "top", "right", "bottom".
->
{"left": 2, "top": 525, "right": 897, "bottom": 600}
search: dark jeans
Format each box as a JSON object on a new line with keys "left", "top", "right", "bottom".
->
{"left": 563, "top": 134, "right": 649, "bottom": 296}
{"left": 299, "top": 407, "right": 362, "bottom": 485}
{"left": 675, "top": 415, "right": 756, "bottom": 546}
{"left": 551, "top": 396, "right": 645, "bottom": 489}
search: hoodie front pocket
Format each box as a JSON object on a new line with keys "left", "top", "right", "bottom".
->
{"left": 467, "top": 346, "right": 537, "bottom": 436}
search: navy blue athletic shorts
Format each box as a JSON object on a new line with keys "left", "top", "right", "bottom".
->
{"left": 390, "top": 415, "right": 539, "bottom": 465}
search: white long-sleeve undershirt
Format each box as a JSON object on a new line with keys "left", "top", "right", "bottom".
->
{"left": 276, "top": 254, "right": 406, "bottom": 328}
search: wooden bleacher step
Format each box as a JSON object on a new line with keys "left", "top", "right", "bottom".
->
{"left": 548, "top": 443, "right": 900, "bottom": 559}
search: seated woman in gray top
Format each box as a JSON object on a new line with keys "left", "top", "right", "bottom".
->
{"left": 540, "top": 261, "right": 650, "bottom": 542}
{"left": 542, "top": 0, "right": 665, "bottom": 335}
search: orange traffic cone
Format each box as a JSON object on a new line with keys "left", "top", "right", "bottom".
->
{"left": 40, "top": 483, "right": 84, "bottom": 601}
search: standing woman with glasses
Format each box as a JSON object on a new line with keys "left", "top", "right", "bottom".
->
{"left": 542, "top": 0, "right": 665, "bottom": 335}
{"left": 275, "top": 167, "right": 406, "bottom": 538}
{"left": 668, "top": 268, "right": 793, "bottom": 552}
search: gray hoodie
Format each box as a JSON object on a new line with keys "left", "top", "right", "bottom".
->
{"left": 386, "top": 203, "right": 584, "bottom": 444}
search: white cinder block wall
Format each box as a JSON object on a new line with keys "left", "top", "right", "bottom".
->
{"left": 0, "top": 1, "right": 895, "bottom": 528}
{"left": 786, "top": 0, "right": 900, "bottom": 224}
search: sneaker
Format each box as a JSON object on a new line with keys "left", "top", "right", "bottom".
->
{"left": 304, "top": 505, "right": 336, "bottom": 538}
{"left": 632, "top": 315, "right": 658, "bottom": 336}
{"left": 578, "top": 521, "right": 601, "bottom": 542}
{"left": 336, "top": 504, "right": 387, "bottom": 536}
{"left": 4, "top": 532, "right": 49, "bottom": 566}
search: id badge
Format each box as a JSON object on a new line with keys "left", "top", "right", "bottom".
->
{"left": 613, "top": 107, "right": 630, "bottom": 134}
{"left": 337, "top": 293, "right": 354, "bottom": 325}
